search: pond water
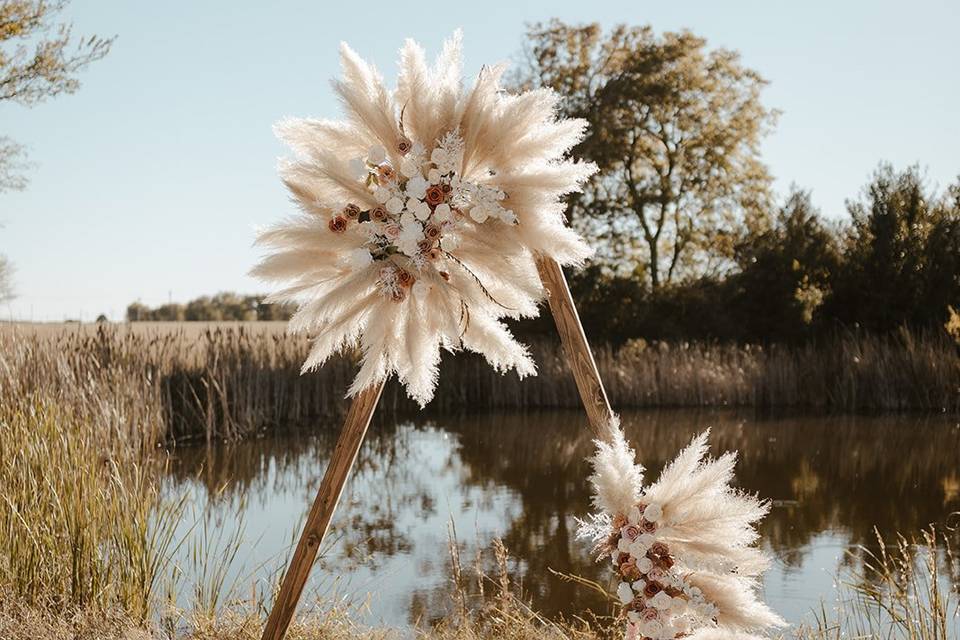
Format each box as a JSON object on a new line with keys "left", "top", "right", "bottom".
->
{"left": 163, "top": 409, "right": 960, "bottom": 629}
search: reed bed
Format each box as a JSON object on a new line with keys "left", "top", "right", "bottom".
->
{"left": 0, "top": 398, "right": 183, "bottom": 619}
{"left": 2, "top": 323, "right": 958, "bottom": 444}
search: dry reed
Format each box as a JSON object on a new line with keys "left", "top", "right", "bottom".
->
{"left": 2, "top": 323, "right": 958, "bottom": 444}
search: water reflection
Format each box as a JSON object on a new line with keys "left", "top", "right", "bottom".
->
{"left": 163, "top": 410, "right": 960, "bottom": 627}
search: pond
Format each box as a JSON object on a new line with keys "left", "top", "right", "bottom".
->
{"left": 163, "top": 409, "right": 960, "bottom": 629}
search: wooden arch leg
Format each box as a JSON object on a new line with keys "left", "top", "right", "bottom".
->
{"left": 261, "top": 380, "right": 385, "bottom": 640}
{"left": 535, "top": 256, "right": 616, "bottom": 440}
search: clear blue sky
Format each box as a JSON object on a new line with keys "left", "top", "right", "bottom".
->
{"left": 2, "top": 0, "right": 958, "bottom": 321}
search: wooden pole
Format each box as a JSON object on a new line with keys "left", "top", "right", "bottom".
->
{"left": 535, "top": 255, "right": 616, "bottom": 440}
{"left": 261, "top": 379, "right": 385, "bottom": 640}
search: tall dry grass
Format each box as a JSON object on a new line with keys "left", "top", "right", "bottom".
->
{"left": 798, "top": 526, "right": 960, "bottom": 640}
{"left": 2, "top": 323, "right": 958, "bottom": 444}
{"left": 0, "top": 398, "right": 184, "bottom": 619}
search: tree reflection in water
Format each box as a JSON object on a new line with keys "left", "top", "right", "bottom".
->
{"left": 164, "top": 410, "right": 960, "bottom": 627}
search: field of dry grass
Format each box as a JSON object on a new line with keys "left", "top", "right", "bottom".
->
{"left": 2, "top": 322, "right": 958, "bottom": 444}
{"left": 0, "top": 320, "right": 290, "bottom": 339}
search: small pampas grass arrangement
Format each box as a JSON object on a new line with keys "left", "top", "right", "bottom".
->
{"left": 579, "top": 422, "right": 786, "bottom": 640}
{"left": 252, "top": 31, "right": 596, "bottom": 406}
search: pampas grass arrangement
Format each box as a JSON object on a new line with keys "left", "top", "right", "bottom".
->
{"left": 252, "top": 31, "right": 595, "bottom": 406}
{"left": 579, "top": 420, "right": 786, "bottom": 640}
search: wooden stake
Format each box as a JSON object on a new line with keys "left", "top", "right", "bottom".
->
{"left": 535, "top": 255, "right": 616, "bottom": 439}
{"left": 261, "top": 380, "right": 385, "bottom": 640}
{"left": 263, "top": 257, "right": 613, "bottom": 640}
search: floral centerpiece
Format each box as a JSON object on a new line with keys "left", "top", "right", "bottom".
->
{"left": 579, "top": 423, "right": 786, "bottom": 640}
{"left": 252, "top": 32, "right": 595, "bottom": 405}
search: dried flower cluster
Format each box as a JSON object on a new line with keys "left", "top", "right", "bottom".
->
{"left": 252, "top": 31, "right": 595, "bottom": 405}
{"left": 578, "top": 424, "right": 785, "bottom": 640}
{"left": 332, "top": 129, "right": 515, "bottom": 303}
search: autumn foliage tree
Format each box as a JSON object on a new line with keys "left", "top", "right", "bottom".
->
{"left": 1, "top": 0, "right": 113, "bottom": 301}
{"left": 517, "top": 21, "right": 777, "bottom": 290}
{"left": 1, "top": 0, "right": 113, "bottom": 191}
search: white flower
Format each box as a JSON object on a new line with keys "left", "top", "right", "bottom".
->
{"left": 348, "top": 157, "right": 368, "bottom": 180}
{"left": 498, "top": 208, "right": 517, "bottom": 224}
{"left": 433, "top": 203, "right": 451, "bottom": 222}
{"left": 617, "top": 538, "right": 632, "bottom": 553}
{"left": 399, "top": 223, "right": 423, "bottom": 242}
{"left": 405, "top": 175, "right": 428, "bottom": 199}
{"left": 400, "top": 212, "right": 417, "bottom": 228}
{"left": 627, "top": 611, "right": 640, "bottom": 623}
{"left": 628, "top": 506, "right": 642, "bottom": 524}
{"left": 640, "top": 620, "right": 662, "bottom": 638}
{"left": 367, "top": 145, "right": 386, "bottom": 164}
{"left": 637, "top": 533, "right": 655, "bottom": 548}
{"left": 413, "top": 201, "right": 431, "bottom": 221}
{"left": 345, "top": 248, "right": 372, "bottom": 269}
{"left": 658, "top": 623, "right": 677, "bottom": 640}
{"left": 428, "top": 168, "right": 441, "bottom": 184}
{"left": 386, "top": 197, "right": 404, "bottom": 214}
{"left": 636, "top": 557, "right": 653, "bottom": 573}
{"left": 374, "top": 186, "right": 391, "bottom": 204}
{"left": 651, "top": 591, "right": 673, "bottom": 611}
{"left": 440, "top": 235, "right": 459, "bottom": 251}
{"left": 617, "top": 582, "right": 634, "bottom": 605}
{"left": 469, "top": 205, "right": 489, "bottom": 223}
{"left": 670, "top": 596, "right": 686, "bottom": 613}
{"left": 397, "top": 238, "right": 418, "bottom": 256}
{"left": 627, "top": 539, "right": 648, "bottom": 558}
{"left": 430, "top": 148, "right": 448, "bottom": 166}
{"left": 399, "top": 156, "right": 421, "bottom": 178}
{"left": 643, "top": 503, "right": 663, "bottom": 523}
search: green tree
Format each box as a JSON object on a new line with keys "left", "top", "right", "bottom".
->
{"left": 830, "top": 165, "right": 960, "bottom": 332}
{"left": 517, "top": 20, "right": 776, "bottom": 290}
{"left": 730, "top": 189, "right": 840, "bottom": 342}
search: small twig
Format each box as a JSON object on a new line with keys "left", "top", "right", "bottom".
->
{"left": 444, "top": 251, "right": 516, "bottom": 311}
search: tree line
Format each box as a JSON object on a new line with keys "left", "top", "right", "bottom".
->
{"left": 126, "top": 292, "right": 292, "bottom": 322}
{"left": 548, "top": 165, "right": 960, "bottom": 345}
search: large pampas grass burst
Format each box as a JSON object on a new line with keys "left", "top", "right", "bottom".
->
{"left": 252, "top": 31, "right": 596, "bottom": 406}
{"left": 579, "top": 421, "right": 786, "bottom": 640}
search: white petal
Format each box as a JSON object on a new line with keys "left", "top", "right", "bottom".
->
{"left": 414, "top": 203, "right": 431, "bottom": 221}
{"left": 386, "top": 197, "right": 404, "bottom": 214}
{"left": 469, "top": 206, "right": 488, "bottom": 223}
{"left": 400, "top": 157, "right": 420, "bottom": 178}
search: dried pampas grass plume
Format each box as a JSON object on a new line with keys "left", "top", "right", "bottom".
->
{"left": 252, "top": 31, "right": 596, "bottom": 406}
{"left": 578, "top": 425, "right": 785, "bottom": 640}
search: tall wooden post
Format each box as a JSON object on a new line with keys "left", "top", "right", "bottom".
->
{"left": 535, "top": 255, "right": 616, "bottom": 439}
{"left": 262, "top": 256, "right": 613, "bottom": 640}
{"left": 261, "top": 380, "right": 385, "bottom": 640}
